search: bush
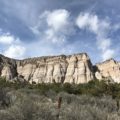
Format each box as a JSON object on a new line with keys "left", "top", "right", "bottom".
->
{"left": 1, "top": 77, "right": 120, "bottom": 99}
{"left": 0, "top": 87, "right": 120, "bottom": 120}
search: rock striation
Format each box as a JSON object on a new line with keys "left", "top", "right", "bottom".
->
{"left": 0, "top": 53, "right": 120, "bottom": 84}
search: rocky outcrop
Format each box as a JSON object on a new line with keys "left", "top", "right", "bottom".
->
{"left": 95, "top": 59, "right": 120, "bottom": 83}
{"left": 0, "top": 53, "right": 120, "bottom": 83}
{"left": 64, "top": 54, "right": 94, "bottom": 83}
{"left": 0, "top": 55, "right": 17, "bottom": 80}
{"left": 0, "top": 53, "right": 94, "bottom": 84}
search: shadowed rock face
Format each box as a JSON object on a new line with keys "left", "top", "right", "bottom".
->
{"left": 0, "top": 53, "right": 120, "bottom": 83}
{"left": 0, "top": 55, "right": 17, "bottom": 80}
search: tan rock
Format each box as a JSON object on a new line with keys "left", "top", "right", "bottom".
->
{"left": 64, "top": 54, "right": 94, "bottom": 84}
{"left": 2, "top": 53, "right": 120, "bottom": 84}
{"left": 1, "top": 65, "right": 17, "bottom": 80}
{"left": 95, "top": 59, "right": 120, "bottom": 83}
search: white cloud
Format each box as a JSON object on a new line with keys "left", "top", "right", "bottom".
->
{"left": 76, "top": 13, "right": 110, "bottom": 37}
{"left": 97, "top": 38, "right": 115, "bottom": 60}
{"left": 0, "top": 33, "right": 15, "bottom": 44}
{"left": 97, "top": 38, "right": 111, "bottom": 51}
{"left": 4, "top": 45, "right": 26, "bottom": 59}
{"left": 0, "top": 32, "right": 20, "bottom": 45}
{"left": 44, "top": 9, "right": 71, "bottom": 44}
{"left": 31, "top": 9, "right": 74, "bottom": 44}
{"left": 45, "top": 29, "right": 65, "bottom": 43}
{"left": 102, "top": 49, "right": 115, "bottom": 61}
{"left": 0, "top": 30, "right": 26, "bottom": 59}
{"left": 46, "top": 9, "right": 70, "bottom": 31}
{"left": 76, "top": 12, "right": 115, "bottom": 61}
{"left": 76, "top": 13, "right": 99, "bottom": 34}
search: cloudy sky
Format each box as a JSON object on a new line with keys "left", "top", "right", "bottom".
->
{"left": 0, "top": 0, "right": 120, "bottom": 63}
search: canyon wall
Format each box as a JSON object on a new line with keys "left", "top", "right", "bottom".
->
{"left": 0, "top": 53, "right": 120, "bottom": 84}
{"left": 95, "top": 59, "right": 120, "bottom": 83}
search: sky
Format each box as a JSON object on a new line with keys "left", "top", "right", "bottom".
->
{"left": 0, "top": 0, "right": 120, "bottom": 63}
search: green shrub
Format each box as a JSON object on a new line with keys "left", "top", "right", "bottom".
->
{"left": 1, "top": 77, "right": 120, "bottom": 99}
{"left": 2, "top": 77, "right": 120, "bottom": 119}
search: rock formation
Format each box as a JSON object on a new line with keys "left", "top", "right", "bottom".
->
{"left": 95, "top": 59, "right": 120, "bottom": 83}
{"left": 0, "top": 53, "right": 120, "bottom": 84}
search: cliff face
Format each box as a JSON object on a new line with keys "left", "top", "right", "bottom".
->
{"left": 0, "top": 53, "right": 94, "bottom": 84}
{"left": 0, "top": 53, "right": 120, "bottom": 84}
{"left": 95, "top": 59, "right": 120, "bottom": 83}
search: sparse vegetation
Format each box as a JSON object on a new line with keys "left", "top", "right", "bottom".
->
{"left": 1, "top": 77, "right": 120, "bottom": 120}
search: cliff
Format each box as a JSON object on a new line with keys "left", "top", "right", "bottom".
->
{"left": 0, "top": 53, "right": 120, "bottom": 84}
{"left": 95, "top": 59, "right": 120, "bottom": 82}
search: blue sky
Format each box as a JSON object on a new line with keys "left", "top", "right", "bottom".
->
{"left": 0, "top": 0, "right": 120, "bottom": 63}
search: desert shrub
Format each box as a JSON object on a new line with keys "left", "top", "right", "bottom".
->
{"left": 0, "top": 88, "right": 11, "bottom": 109}
{"left": 0, "top": 89, "right": 120, "bottom": 120}
{"left": 2, "top": 77, "right": 120, "bottom": 119}
{"left": 0, "top": 90, "right": 56, "bottom": 120}
{"left": 62, "top": 83, "right": 81, "bottom": 94}
{"left": 57, "top": 92, "right": 120, "bottom": 120}
{"left": 1, "top": 76, "right": 120, "bottom": 99}
{"left": 0, "top": 77, "right": 10, "bottom": 88}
